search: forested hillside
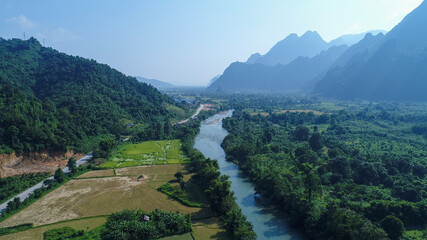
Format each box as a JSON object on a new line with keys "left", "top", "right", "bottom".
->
{"left": 222, "top": 100, "right": 427, "bottom": 239}
{"left": 0, "top": 38, "right": 186, "bottom": 154}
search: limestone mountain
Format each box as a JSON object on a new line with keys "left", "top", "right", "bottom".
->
{"left": 313, "top": 1, "right": 427, "bottom": 101}
{"left": 209, "top": 45, "right": 348, "bottom": 92}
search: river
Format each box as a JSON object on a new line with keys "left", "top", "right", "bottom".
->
{"left": 194, "top": 110, "right": 302, "bottom": 240}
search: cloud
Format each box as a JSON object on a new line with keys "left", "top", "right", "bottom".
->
{"left": 6, "top": 15, "right": 38, "bottom": 30}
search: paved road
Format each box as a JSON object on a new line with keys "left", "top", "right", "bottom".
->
{"left": 174, "top": 104, "right": 204, "bottom": 125}
{"left": 0, "top": 153, "right": 93, "bottom": 213}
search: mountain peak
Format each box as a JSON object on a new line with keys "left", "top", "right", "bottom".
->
{"left": 301, "top": 30, "right": 320, "bottom": 38}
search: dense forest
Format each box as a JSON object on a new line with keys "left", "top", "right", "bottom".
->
{"left": 0, "top": 38, "right": 189, "bottom": 154}
{"left": 221, "top": 98, "right": 427, "bottom": 239}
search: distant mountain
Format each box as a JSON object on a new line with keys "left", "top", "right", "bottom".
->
{"left": 313, "top": 1, "right": 427, "bottom": 101}
{"left": 249, "top": 31, "right": 330, "bottom": 66}
{"left": 0, "top": 38, "right": 181, "bottom": 154}
{"left": 209, "top": 45, "right": 348, "bottom": 92}
{"left": 208, "top": 75, "right": 221, "bottom": 86}
{"left": 329, "top": 30, "right": 386, "bottom": 47}
{"left": 135, "top": 76, "right": 174, "bottom": 90}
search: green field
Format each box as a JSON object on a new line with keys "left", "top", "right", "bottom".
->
{"left": 100, "top": 140, "right": 189, "bottom": 168}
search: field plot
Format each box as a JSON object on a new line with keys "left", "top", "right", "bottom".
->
{"left": 100, "top": 140, "right": 189, "bottom": 168}
{"left": 0, "top": 216, "right": 106, "bottom": 240}
{"left": 0, "top": 165, "right": 211, "bottom": 228}
{"left": 76, "top": 169, "right": 115, "bottom": 178}
{"left": 193, "top": 226, "right": 230, "bottom": 239}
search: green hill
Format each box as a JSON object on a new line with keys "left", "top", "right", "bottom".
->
{"left": 0, "top": 38, "right": 185, "bottom": 153}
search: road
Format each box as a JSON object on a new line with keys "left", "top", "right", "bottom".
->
{"left": 174, "top": 104, "right": 204, "bottom": 125}
{"left": 0, "top": 153, "right": 93, "bottom": 213}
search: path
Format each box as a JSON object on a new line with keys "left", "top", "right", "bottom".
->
{"left": 174, "top": 104, "right": 204, "bottom": 125}
{"left": 0, "top": 153, "right": 93, "bottom": 213}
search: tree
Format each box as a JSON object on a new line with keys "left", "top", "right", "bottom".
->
{"left": 174, "top": 171, "right": 183, "bottom": 181}
{"left": 293, "top": 126, "right": 310, "bottom": 141}
{"left": 67, "top": 157, "right": 77, "bottom": 174}
{"left": 309, "top": 132, "right": 323, "bottom": 151}
{"left": 54, "top": 167, "right": 65, "bottom": 183}
{"left": 380, "top": 215, "right": 404, "bottom": 240}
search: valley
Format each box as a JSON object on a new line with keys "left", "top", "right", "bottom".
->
{"left": 1, "top": 1, "right": 427, "bottom": 239}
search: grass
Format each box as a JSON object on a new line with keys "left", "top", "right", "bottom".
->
{"left": 100, "top": 140, "right": 189, "bottom": 168}
{"left": 0, "top": 216, "right": 106, "bottom": 240}
{"left": 404, "top": 230, "right": 427, "bottom": 240}
{"left": 161, "top": 232, "right": 193, "bottom": 240}
{"left": 193, "top": 226, "right": 230, "bottom": 240}
{"left": 0, "top": 165, "right": 211, "bottom": 228}
{"left": 0, "top": 223, "right": 33, "bottom": 236}
{"left": 158, "top": 183, "right": 205, "bottom": 208}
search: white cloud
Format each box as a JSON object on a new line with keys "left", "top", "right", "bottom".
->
{"left": 6, "top": 15, "right": 38, "bottom": 30}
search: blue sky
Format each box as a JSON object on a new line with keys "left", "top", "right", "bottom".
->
{"left": 0, "top": 0, "right": 423, "bottom": 86}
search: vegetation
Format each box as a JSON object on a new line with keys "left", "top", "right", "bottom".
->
{"left": 0, "top": 172, "right": 49, "bottom": 204}
{"left": 0, "top": 223, "right": 33, "bottom": 236}
{"left": 158, "top": 183, "right": 204, "bottom": 208}
{"left": 0, "top": 38, "right": 189, "bottom": 154}
{"left": 100, "top": 140, "right": 189, "bottom": 168}
{"left": 101, "top": 209, "right": 192, "bottom": 240}
{"left": 220, "top": 97, "right": 427, "bottom": 239}
{"left": 43, "top": 226, "right": 84, "bottom": 240}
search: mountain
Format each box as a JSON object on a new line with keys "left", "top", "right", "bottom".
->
{"left": 209, "top": 45, "right": 348, "bottom": 92}
{"left": 0, "top": 38, "right": 182, "bottom": 154}
{"left": 313, "top": 1, "right": 427, "bottom": 101}
{"left": 249, "top": 31, "right": 330, "bottom": 66}
{"left": 329, "top": 30, "right": 386, "bottom": 47}
{"left": 208, "top": 75, "right": 221, "bottom": 86}
{"left": 135, "top": 76, "right": 174, "bottom": 90}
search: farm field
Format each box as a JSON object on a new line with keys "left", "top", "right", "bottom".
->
{"left": 100, "top": 140, "right": 189, "bottom": 168}
{"left": 0, "top": 216, "right": 107, "bottom": 240}
{"left": 76, "top": 169, "right": 115, "bottom": 178}
{"left": 0, "top": 165, "right": 212, "bottom": 229}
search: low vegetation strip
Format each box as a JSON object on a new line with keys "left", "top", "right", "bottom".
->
{"left": 0, "top": 216, "right": 107, "bottom": 240}
{"left": 100, "top": 140, "right": 189, "bottom": 168}
{"left": 158, "top": 183, "right": 204, "bottom": 208}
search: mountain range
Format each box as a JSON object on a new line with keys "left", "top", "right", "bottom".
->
{"left": 210, "top": 45, "right": 348, "bottom": 92}
{"left": 135, "top": 76, "right": 175, "bottom": 90}
{"left": 313, "top": 1, "right": 427, "bottom": 100}
{"left": 209, "top": 1, "right": 427, "bottom": 101}
{"left": 209, "top": 30, "right": 382, "bottom": 93}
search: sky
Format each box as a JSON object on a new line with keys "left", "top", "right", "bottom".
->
{"left": 0, "top": 0, "right": 423, "bottom": 86}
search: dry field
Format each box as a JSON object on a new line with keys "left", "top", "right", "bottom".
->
{"left": 0, "top": 165, "right": 211, "bottom": 228}
{"left": 76, "top": 169, "right": 115, "bottom": 178}
{"left": 0, "top": 216, "right": 106, "bottom": 240}
{"left": 193, "top": 226, "right": 230, "bottom": 239}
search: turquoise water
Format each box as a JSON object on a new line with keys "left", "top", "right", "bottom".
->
{"left": 194, "top": 110, "right": 302, "bottom": 240}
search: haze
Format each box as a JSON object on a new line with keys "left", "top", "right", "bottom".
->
{"left": 0, "top": 0, "right": 423, "bottom": 86}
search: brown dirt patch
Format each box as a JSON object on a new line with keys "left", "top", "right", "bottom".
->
{"left": 0, "top": 151, "right": 83, "bottom": 178}
{"left": 77, "top": 169, "right": 115, "bottom": 178}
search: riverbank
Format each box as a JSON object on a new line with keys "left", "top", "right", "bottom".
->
{"left": 194, "top": 110, "right": 302, "bottom": 240}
